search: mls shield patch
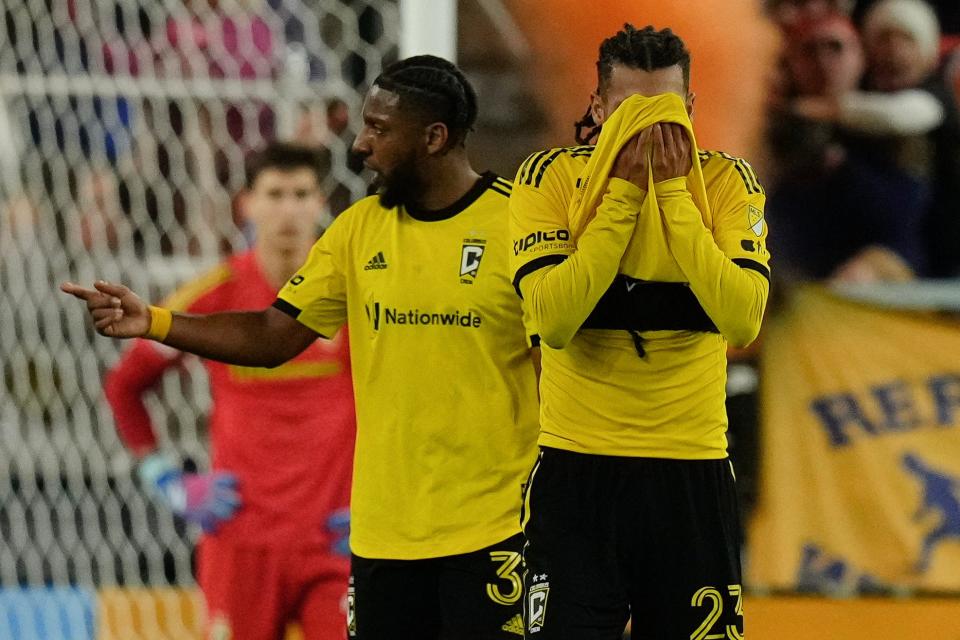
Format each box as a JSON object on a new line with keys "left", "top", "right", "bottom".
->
{"left": 748, "top": 204, "right": 764, "bottom": 237}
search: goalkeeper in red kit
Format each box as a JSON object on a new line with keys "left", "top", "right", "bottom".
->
{"left": 104, "top": 142, "right": 355, "bottom": 640}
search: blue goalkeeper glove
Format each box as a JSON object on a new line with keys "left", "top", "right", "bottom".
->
{"left": 326, "top": 508, "right": 351, "bottom": 557}
{"left": 138, "top": 453, "right": 241, "bottom": 533}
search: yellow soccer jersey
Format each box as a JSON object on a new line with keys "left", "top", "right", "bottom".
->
{"left": 276, "top": 172, "right": 540, "bottom": 560}
{"left": 510, "top": 147, "right": 770, "bottom": 459}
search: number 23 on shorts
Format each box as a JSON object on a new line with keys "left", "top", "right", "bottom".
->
{"left": 690, "top": 584, "right": 743, "bottom": 640}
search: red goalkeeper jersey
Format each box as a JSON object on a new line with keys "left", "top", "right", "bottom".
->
{"left": 106, "top": 251, "right": 355, "bottom": 548}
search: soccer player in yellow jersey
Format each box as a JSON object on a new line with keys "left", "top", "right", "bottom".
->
{"left": 63, "top": 56, "right": 540, "bottom": 639}
{"left": 510, "top": 26, "right": 769, "bottom": 638}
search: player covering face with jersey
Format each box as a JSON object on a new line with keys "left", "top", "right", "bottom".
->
{"left": 510, "top": 24, "right": 769, "bottom": 639}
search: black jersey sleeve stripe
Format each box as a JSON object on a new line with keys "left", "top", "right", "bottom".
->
{"left": 532, "top": 149, "right": 566, "bottom": 188}
{"left": 489, "top": 184, "right": 511, "bottom": 198}
{"left": 733, "top": 162, "right": 753, "bottom": 193}
{"left": 739, "top": 161, "right": 764, "bottom": 194}
{"left": 733, "top": 158, "right": 761, "bottom": 194}
{"left": 272, "top": 298, "right": 302, "bottom": 319}
{"left": 516, "top": 154, "right": 539, "bottom": 183}
{"left": 512, "top": 254, "right": 568, "bottom": 297}
{"left": 732, "top": 161, "right": 759, "bottom": 195}
{"left": 520, "top": 150, "right": 551, "bottom": 185}
{"left": 582, "top": 277, "right": 719, "bottom": 333}
{"left": 732, "top": 257, "right": 770, "bottom": 281}
{"left": 523, "top": 150, "right": 555, "bottom": 186}
{"left": 716, "top": 151, "right": 762, "bottom": 195}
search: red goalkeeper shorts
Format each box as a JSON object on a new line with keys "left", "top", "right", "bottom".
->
{"left": 199, "top": 536, "right": 350, "bottom": 640}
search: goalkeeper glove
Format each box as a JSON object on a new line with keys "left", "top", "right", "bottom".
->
{"left": 138, "top": 453, "right": 240, "bottom": 533}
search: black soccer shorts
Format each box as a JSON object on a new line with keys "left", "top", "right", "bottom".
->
{"left": 522, "top": 447, "right": 744, "bottom": 640}
{"left": 349, "top": 533, "right": 525, "bottom": 639}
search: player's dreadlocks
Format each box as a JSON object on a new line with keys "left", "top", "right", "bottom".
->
{"left": 574, "top": 24, "right": 691, "bottom": 145}
{"left": 374, "top": 55, "right": 479, "bottom": 149}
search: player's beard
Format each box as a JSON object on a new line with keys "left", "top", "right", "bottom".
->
{"left": 373, "top": 152, "right": 424, "bottom": 210}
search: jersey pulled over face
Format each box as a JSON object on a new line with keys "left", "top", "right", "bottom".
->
{"left": 276, "top": 173, "right": 540, "bottom": 560}
{"left": 510, "top": 145, "right": 769, "bottom": 459}
{"left": 594, "top": 64, "right": 692, "bottom": 125}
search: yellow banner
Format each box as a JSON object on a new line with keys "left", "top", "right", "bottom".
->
{"left": 748, "top": 286, "right": 960, "bottom": 592}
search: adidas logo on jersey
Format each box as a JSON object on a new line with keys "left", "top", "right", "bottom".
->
{"left": 364, "top": 251, "right": 388, "bottom": 270}
{"left": 502, "top": 613, "right": 524, "bottom": 636}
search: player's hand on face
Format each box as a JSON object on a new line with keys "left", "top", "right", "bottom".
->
{"left": 60, "top": 280, "right": 151, "bottom": 338}
{"left": 610, "top": 126, "right": 654, "bottom": 190}
{"left": 651, "top": 123, "right": 692, "bottom": 184}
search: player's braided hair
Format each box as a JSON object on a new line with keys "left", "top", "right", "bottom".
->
{"left": 574, "top": 24, "right": 691, "bottom": 145}
{"left": 374, "top": 55, "right": 479, "bottom": 148}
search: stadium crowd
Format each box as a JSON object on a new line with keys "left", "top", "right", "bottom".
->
{"left": 765, "top": 0, "right": 960, "bottom": 284}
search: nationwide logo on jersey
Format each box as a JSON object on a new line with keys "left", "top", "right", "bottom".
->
{"left": 364, "top": 251, "right": 388, "bottom": 270}
{"left": 365, "top": 299, "right": 483, "bottom": 331}
{"left": 748, "top": 204, "right": 764, "bottom": 237}
{"left": 460, "top": 237, "right": 486, "bottom": 284}
{"left": 527, "top": 575, "right": 550, "bottom": 633}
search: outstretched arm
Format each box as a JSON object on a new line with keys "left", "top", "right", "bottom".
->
{"left": 61, "top": 280, "right": 318, "bottom": 367}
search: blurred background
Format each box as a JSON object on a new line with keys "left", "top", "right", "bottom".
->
{"left": 1, "top": 0, "right": 958, "bottom": 637}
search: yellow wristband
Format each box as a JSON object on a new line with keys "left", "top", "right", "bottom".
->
{"left": 145, "top": 306, "right": 173, "bottom": 342}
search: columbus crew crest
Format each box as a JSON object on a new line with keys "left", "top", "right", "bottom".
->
{"left": 527, "top": 578, "right": 550, "bottom": 633}
{"left": 460, "top": 237, "right": 487, "bottom": 284}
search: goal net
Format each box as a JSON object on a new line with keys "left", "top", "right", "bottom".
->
{"left": 0, "top": 1, "right": 397, "bottom": 637}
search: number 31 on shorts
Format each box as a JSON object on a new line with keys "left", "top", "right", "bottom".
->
{"left": 486, "top": 551, "right": 522, "bottom": 605}
{"left": 690, "top": 584, "right": 743, "bottom": 640}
